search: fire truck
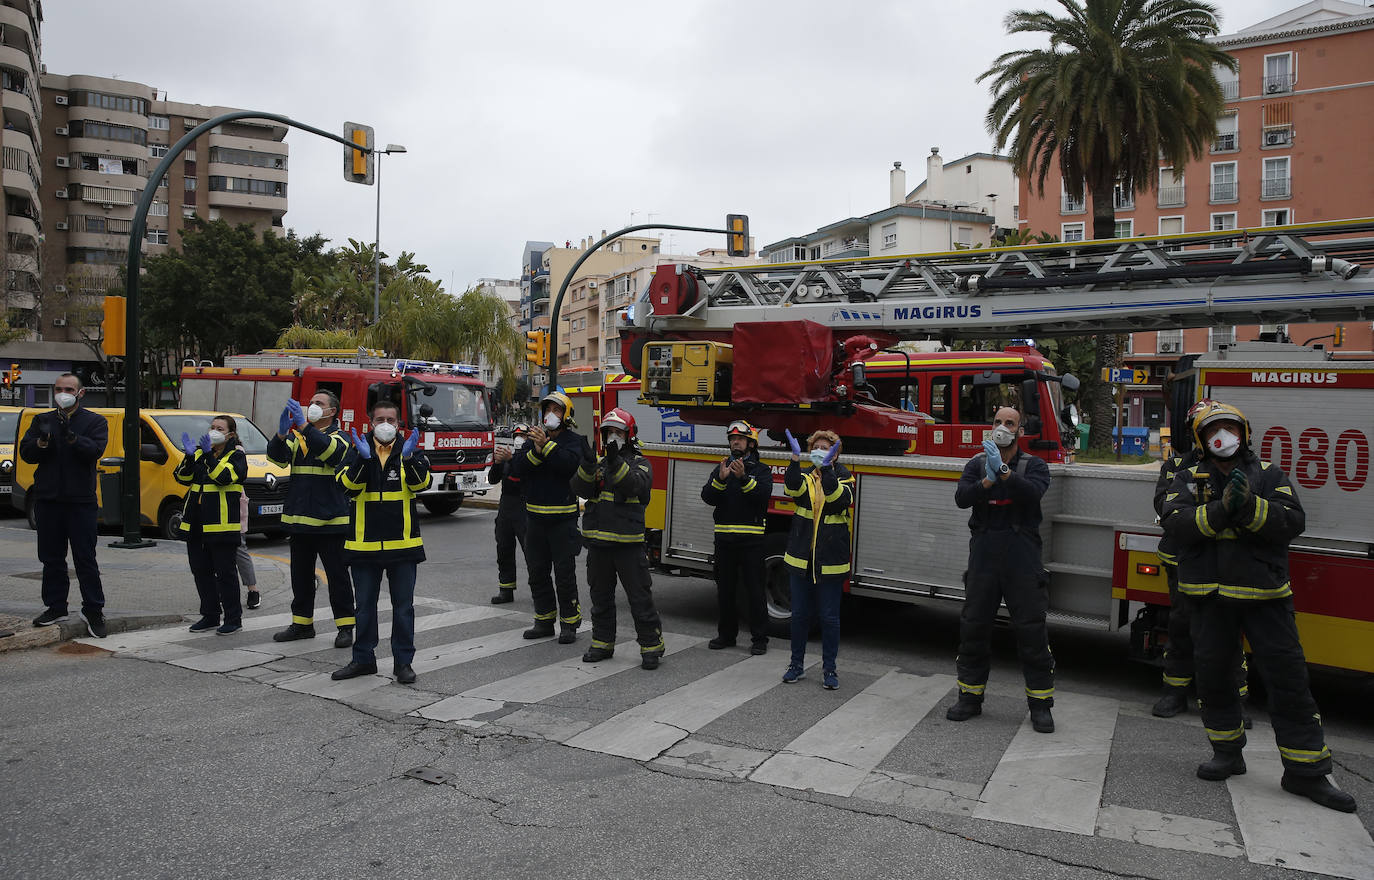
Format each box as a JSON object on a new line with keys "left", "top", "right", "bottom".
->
{"left": 179, "top": 351, "right": 495, "bottom": 515}
{"left": 562, "top": 218, "right": 1374, "bottom": 674}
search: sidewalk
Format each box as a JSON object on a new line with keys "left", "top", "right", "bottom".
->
{"left": 0, "top": 517, "right": 291, "bottom": 653}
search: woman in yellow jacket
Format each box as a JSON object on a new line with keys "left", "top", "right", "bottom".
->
{"left": 780, "top": 428, "right": 855, "bottom": 690}
{"left": 174, "top": 414, "right": 248, "bottom": 635}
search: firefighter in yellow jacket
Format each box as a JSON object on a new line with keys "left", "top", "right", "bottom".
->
{"left": 330, "top": 400, "right": 432, "bottom": 685}
{"left": 174, "top": 415, "right": 248, "bottom": 635}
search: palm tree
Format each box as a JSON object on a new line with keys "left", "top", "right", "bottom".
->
{"left": 980, "top": 0, "right": 1234, "bottom": 448}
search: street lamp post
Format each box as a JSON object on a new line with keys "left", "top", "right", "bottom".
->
{"left": 373, "top": 144, "right": 407, "bottom": 323}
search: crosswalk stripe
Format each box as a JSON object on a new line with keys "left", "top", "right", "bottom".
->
{"left": 1227, "top": 727, "right": 1374, "bottom": 879}
{"left": 971, "top": 692, "right": 1119, "bottom": 836}
{"left": 564, "top": 654, "right": 820, "bottom": 761}
{"left": 1094, "top": 805, "right": 1244, "bottom": 859}
{"left": 165, "top": 606, "right": 520, "bottom": 672}
{"left": 414, "top": 632, "right": 703, "bottom": 724}
{"left": 77, "top": 607, "right": 332, "bottom": 652}
{"left": 749, "top": 671, "right": 954, "bottom": 797}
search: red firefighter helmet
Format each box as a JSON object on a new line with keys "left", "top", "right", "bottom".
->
{"left": 601, "top": 407, "right": 637, "bottom": 439}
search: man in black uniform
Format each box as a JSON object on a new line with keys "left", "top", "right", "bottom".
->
{"left": 514, "top": 391, "right": 591, "bottom": 643}
{"left": 488, "top": 423, "right": 529, "bottom": 604}
{"left": 571, "top": 408, "right": 664, "bottom": 669}
{"left": 268, "top": 390, "right": 356, "bottom": 648}
{"left": 701, "top": 419, "right": 772, "bottom": 654}
{"left": 945, "top": 406, "right": 1056, "bottom": 734}
{"left": 21, "top": 373, "right": 109, "bottom": 637}
{"left": 1163, "top": 401, "right": 1355, "bottom": 813}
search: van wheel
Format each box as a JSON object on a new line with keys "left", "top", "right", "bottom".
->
{"left": 762, "top": 532, "right": 793, "bottom": 638}
{"left": 26, "top": 498, "right": 37, "bottom": 531}
{"left": 421, "top": 495, "right": 463, "bottom": 516}
{"left": 158, "top": 500, "right": 184, "bottom": 541}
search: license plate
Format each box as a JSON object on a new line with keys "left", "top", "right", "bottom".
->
{"left": 0, "top": 485, "right": 10, "bottom": 493}
{"left": 257, "top": 503, "right": 283, "bottom": 515}
{"left": 462, "top": 473, "right": 478, "bottom": 487}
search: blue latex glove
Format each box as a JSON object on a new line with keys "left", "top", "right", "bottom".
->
{"left": 199, "top": 434, "right": 212, "bottom": 456}
{"left": 983, "top": 439, "right": 1001, "bottom": 481}
{"left": 288, "top": 398, "right": 307, "bottom": 428}
{"left": 822, "top": 441, "right": 840, "bottom": 466}
{"left": 180, "top": 432, "right": 196, "bottom": 457}
{"left": 277, "top": 405, "right": 294, "bottom": 436}
{"left": 401, "top": 428, "right": 419, "bottom": 460}
{"left": 350, "top": 428, "right": 372, "bottom": 460}
{"left": 785, "top": 429, "right": 801, "bottom": 457}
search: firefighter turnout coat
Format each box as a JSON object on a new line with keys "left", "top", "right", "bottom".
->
{"left": 700, "top": 451, "right": 771, "bottom": 541}
{"left": 267, "top": 422, "right": 350, "bottom": 533}
{"left": 571, "top": 445, "right": 652, "bottom": 546}
{"left": 782, "top": 460, "right": 855, "bottom": 577}
{"left": 337, "top": 438, "right": 432, "bottom": 563}
{"left": 174, "top": 445, "right": 247, "bottom": 543}
{"left": 514, "top": 429, "right": 591, "bottom": 518}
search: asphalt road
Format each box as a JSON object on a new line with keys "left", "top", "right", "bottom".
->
{"left": 2, "top": 506, "right": 1372, "bottom": 880}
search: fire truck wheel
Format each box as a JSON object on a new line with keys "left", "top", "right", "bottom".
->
{"left": 421, "top": 495, "right": 463, "bottom": 517}
{"left": 158, "top": 499, "right": 185, "bottom": 541}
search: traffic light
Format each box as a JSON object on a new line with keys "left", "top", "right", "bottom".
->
{"left": 726, "top": 214, "right": 750, "bottom": 257}
{"left": 525, "top": 330, "right": 547, "bottom": 365}
{"left": 1334, "top": 323, "right": 1345, "bottom": 347}
{"left": 5, "top": 363, "right": 19, "bottom": 387}
{"left": 342, "top": 121, "right": 375, "bottom": 185}
{"left": 102, "top": 295, "right": 127, "bottom": 357}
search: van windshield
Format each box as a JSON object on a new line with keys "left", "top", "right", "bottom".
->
{"left": 409, "top": 380, "right": 490, "bottom": 431}
{"left": 149, "top": 413, "right": 270, "bottom": 454}
{"left": 0, "top": 411, "right": 17, "bottom": 443}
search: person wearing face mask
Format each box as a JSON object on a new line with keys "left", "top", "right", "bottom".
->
{"left": 1162, "top": 401, "right": 1354, "bottom": 813}
{"left": 174, "top": 415, "right": 248, "bottom": 635}
{"left": 267, "top": 390, "right": 356, "bottom": 647}
{"left": 570, "top": 409, "right": 664, "bottom": 669}
{"left": 331, "top": 400, "right": 431, "bottom": 684}
{"left": 487, "top": 423, "right": 530, "bottom": 605}
{"left": 21, "top": 373, "right": 109, "bottom": 636}
{"left": 700, "top": 420, "right": 773, "bottom": 654}
{"left": 946, "top": 406, "right": 1056, "bottom": 733}
{"left": 512, "top": 391, "right": 592, "bottom": 644}
{"left": 779, "top": 429, "right": 854, "bottom": 690}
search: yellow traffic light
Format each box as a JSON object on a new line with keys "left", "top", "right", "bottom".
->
{"left": 526, "top": 330, "right": 543, "bottom": 364}
{"left": 726, "top": 214, "right": 750, "bottom": 257}
{"left": 9, "top": 363, "right": 19, "bottom": 385}
{"left": 102, "top": 295, "right": 127, "bottom": 357}
{"left": 1334, "top": 323, "right": 1345, "bottom": 347}
{"left": 342, "top": 122, "right": 375, "bottom": 185}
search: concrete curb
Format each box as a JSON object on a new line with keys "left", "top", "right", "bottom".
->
{"left": 0, "top": 611, "right": 184, "bottom": 653}
{"left": 464, "top": 497, "right": 499, "bottom": 511}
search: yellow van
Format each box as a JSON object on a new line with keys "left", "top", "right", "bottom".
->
{"left": 0, "top": 405, "right": 23, "bottom": 506}
{"left": 12, "top": 408, "right": 291, "bottom": 539}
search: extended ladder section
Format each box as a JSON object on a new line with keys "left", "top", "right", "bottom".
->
{"left": 633, "top": 218, "right": 1374, "bottom": 338}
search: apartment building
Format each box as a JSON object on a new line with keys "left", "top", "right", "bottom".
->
{"left": 1, "top": 0, "right": 44, "bottom": 352}
{"left": 471, "top": 276, "right": 521, "bottom": 388}
{"left": 1017, "top": 0, "right": 1374, "bottom": 394}
{"left": 37, "top": 74, "right": 289, "bottom": 347}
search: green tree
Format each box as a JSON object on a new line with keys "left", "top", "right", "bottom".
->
{"left": 980, "top": 0, "right": 1234, "bottom": 448}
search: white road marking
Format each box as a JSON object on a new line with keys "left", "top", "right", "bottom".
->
{"left": 76, "top": 607, "right": 330, "bottom": 651}
{"left": 1095, "top": 805, "right": 1244, "bottom": 858}
{"left": 972, "top": 692, "right": 1119, "bottom": 836}
{"left": 1227, "top": 728, "right": 1374, "bottom": 879}
{"left": 749, "top": 672, "right": 954, "bottom": 796}
{"left": 564, "top": 654, "right": 820, "bottom": 761}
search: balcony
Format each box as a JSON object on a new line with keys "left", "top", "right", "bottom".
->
{"left": 1262, "top": 73, "right": 1294, "bottom": 95}
{"left": 1219, "top": 80, "right": 1239, "bottom": 101}
{"left": 1061, "top": 195, "right": 1085, "bottom": 214}
{"left": 1210, "top": 181, "right": 1238, "bottom": 203}
{"left": 1157, "top": 185, "right": 1185, "bottom": 208}
{"left": 1113, "top": 190, "right": 1134, "bottom": 210}
{"left": 1261, "top": 176, "right": 1291, "bottom": 200}
{"left": 1211, "top": 132, "right": 1237, "bottom": 153}
{"left": 822, "top": 237, "right": 869, "bottom": 259}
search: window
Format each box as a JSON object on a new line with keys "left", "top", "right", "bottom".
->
{"left": 149, "top": 144, "right": 168, "bottom": 159}
{"left": 1210, "top": 162, "right": 1237, "bottom": 202}
{"left": 1158, "top": 216, "right": 1184, "bottom": 236}
{"left": 1157, "top": 329, "right": 1183, "bottom": 354}
{"left": 1214, "top": 62, "right": 1239, "bottom": 101}
{"left": 1061, "top": 183, "right": 1085, "bottom": 214}
{"left": 148, "top": 115, "right": 170, "bottom": 131}
{"left": 1112, "top": 180, "right": 1134, "bottom": 210}
{"left": 1263, "top": 52, "right": 1293, "bottom": 95}
{"left": 157, "top": 177, "right": 167, "bottom": 189}
{"left": 929, "top": 377, "right": 952, "bottom": 423}
{"left": 207, "top": 146, "right": 287, "bottom": 170}
{"left": 956, "top": 226, "right": 972, "bottom": 246}
{"left": 882, "top": 222, "right": 896, "bottom": 248}
{"left": 1210, "top": 212, "right": 1237, "bottom": 249}
{"left": 207, "top": 176, "right": 287, "bottom": 197}
{"left": 1114, "top": 219, "right": 1134, "bottom": 239}
{"left": 1262, "top": 208, "right": 1291, "bottom": 226}
{"left": 1262, "top": 156, "right": 1290, "bottom": 199}
{"left": 1158, "top": 167, "right": 1185, "bottom": 207}
{"left": 76, "top": 184, "right": 139, "bottom": 206}
{"left": 1061, "top": 222, "right": 1085, "bottom": 242}
{"left": 1212, "top": 112, "right": 1238, "bottom": 152}
{"left": 183, "top": 177, "right": 197, "bottom": 191}
{"left": 146, "top": 229, "right": 168, "bottom": 245}
{"left": 183, "top": 207, "right": 197, "bottom": 219}
{"left": 149, "top": 201, "right": 168, "bottom": 217}
{"left": 71, "top": 90, "right": 149, "bottom": 116}
{"left": 68, "top": 120, "right": 147, "bottom": 146}
{"left": 1209, "top": 325, "right": 1235, "bottom": 349}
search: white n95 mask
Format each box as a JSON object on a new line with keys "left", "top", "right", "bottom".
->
{"left": 543, "top": 412, "right": 562, "bottom": 430}
{"left": 373, "top": 423, "right": 398, "bottom": 444}
{"left": 1209, "top": 428, "right": 1241, "bottom": 459}
{"left": 306, "top": 403, "right": 325, "bottom": 422}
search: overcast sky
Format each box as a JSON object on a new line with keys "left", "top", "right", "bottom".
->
{"left": 43, "top": 0, "right": 1309, "bottom": 291}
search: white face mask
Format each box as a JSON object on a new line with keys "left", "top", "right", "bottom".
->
{"left": 306, "top": 403, "right": 325, "bottom": 422}
{"left": 373, "top": 422, "right": 398, "bottom": 444}
{"left": 543, "top": 412, "right": 562, "bottom": 430}
{"left": 207, "top": 430, "right": 227, "bottom": 446}
{"left": 1208, "top": 428, "right": 1241, "bottom": 459}
{"left": 809, "top": 449, "right": 829, "bottom": 468}
{"left": 55, "top": 392, "right": 77, "bottom": 409}
{"left": 991, "top": 425, "right": 1017, "bottom": 448}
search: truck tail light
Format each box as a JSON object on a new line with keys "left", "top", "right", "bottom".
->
{"left": 1136, "top": 562, "right": 1160, "bottom": 577}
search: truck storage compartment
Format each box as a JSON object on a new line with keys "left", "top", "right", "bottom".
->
{"left": 732, "top": 321, "right": 834, "bottom": 404}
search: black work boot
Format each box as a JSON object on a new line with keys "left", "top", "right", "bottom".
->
{"left": 945, "top": 694, "right": 983, "bottom": 722}
{"left": 582, "top": 645, "right": 614, "bottom": 663}
{"left": 1281, "top": 772, "right": 1358, "bottom": 813}
{"left": 641, "top": 651, "right": 663, "bottom": 671}
{"left": 1197, "top": 749, "right": 1247, "bottom": 781}
{"left": 558, "top": 624, "right": 579, "bottom": 644}
{"left": 490, "top": 588, "right": 515, "bottom": 605}
{"left": 1029, "top": 699, "right": 1055, "bottom": 734}
{"left": 273, "top": 623, "right": 315, "bottom": 642}
{"left": 334, "top": 626, "right": 354, "bottom": 649}
{"left": 1151, "top": 685, "right": 1189, "bottom": 718}
{"left": 523, "top": 620, "right": 555, "bottom": 640}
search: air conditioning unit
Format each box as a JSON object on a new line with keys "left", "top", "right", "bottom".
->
{"left": 54, "top": 156, "right": 70, "bottom": 168}
{"left": 54, "top": 188, "right": 68, "bottom": 199}
{"left": 1158, "top": 341, "right": 1181, "bottom": 354}
{"left": 587, "top": 281, "right": 597, "bottom": 289}
{"left": 52, "top": 318, "right": 67, "bottom": 326}
{"left": 54, "top": 221, "right": 68, "bottom": 230}
{"left": 54, "top": 95, "right": 69, "bottom": 106}
{"left": 55, "top": 126, "right": 68, "bottom": 136}
{"left": 53, "top": 284, "right": 67, "bottom": 293}
{"left": 1265, "top": 130, "right": 1290, "bottom": 146}
{"left": 1266, "top": 81, "right": 1283, "bottom": 94}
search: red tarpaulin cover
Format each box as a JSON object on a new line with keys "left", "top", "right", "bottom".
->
{"left": 732, "top": 320, "right": 835, "bottom": 403}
